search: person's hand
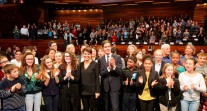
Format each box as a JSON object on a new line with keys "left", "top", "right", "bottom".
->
{"left": 183, "top": 85, "right": 188, "bottom": 91}
{"left": 54, "top": 69, "right": 60, "bottom": 77}
{"left": 15, "top": 83, "right": 21, "bottom": 90}
{"left": 95, "top": 93, "right": 100, "bottom": 99}
{"left": 138, "top": 76, "right": 143, "bottom": 84}
{"left": 109, "top": 57, "right": 116, "bottom": 68}
{"left": 35, "top": 74, "right": 41, "bottom": 80}
{"left": 151, "top": 80, "right": 158, "bottom": 87}
{"left": 130, "top": 78, "right": 134, "bottom": 85}
{"left": 124, "top": 78, "right": 129, "bottom": 85}
{"left": 202, "top": 93, "right": 207, "bottom": 97}
{"left": 169, "top": 79, "right": 174, "bottom": 88}
{"left": 10, "top": 85, "right": 16, "bottom": 92}
{"left": 191, "top": 84, "right": 195, "bottom": 90}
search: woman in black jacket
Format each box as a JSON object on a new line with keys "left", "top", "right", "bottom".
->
{"left": 158, "top": 63, "right": 181, "bottom": 111}
{"left": 136, "top": 54, "right": 159, "bottom": 111}
{"left": 78, "top": 47, "right": 100, "bottom": 111}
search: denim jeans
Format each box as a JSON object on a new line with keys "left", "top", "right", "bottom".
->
{"left": 25, "top": 92, "right": 42, "bottom": 111}
{"left": 3, "top": 105, "right": 25, "bottom": 111}
{"left": 180, "top": 100, "right": 200, "bottom": 111}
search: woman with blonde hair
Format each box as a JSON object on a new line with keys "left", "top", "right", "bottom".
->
{"left": 180, "top": 44, "right": 196, "bottom": 66}
{"left": 40, "top": 55, "right": 60, "bottom": 111}
{"left": 126, "top": 44, "right": 137, "bottom": 58}
{"left": 158, "top": 63, "right": 180, "bottom": 111}
{"left": 54, "top": 51, "right": 63, "bottom": 68}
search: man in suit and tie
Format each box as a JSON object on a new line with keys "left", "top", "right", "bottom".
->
{"left": 99, "top": 40, "right": 122, "bottom": 111}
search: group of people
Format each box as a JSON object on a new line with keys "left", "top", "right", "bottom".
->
{"left": 0, "top": 40, "right": 207, "bottom": 111}
{"left": 13, "top": 15, "right": 207, "bottom": 46}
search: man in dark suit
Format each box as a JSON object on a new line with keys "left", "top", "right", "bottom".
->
{"left": 99, "top": 40, "right": 122, "bottom": 111}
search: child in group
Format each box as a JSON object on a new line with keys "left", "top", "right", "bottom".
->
{"left": 40, "top": 55, "right": 59, "bottom": 111}
{"left": 20, "top": 52, "right": 42, "bottom": 111}
{"left": 158, "top": 63, "right": 180, "bottom": 111}
{"left": 122, "top": 56, "right": 138, "bottom": 111}
{"left": 136, "top": 54, "right": 159, "bottom": 111}
{"left": 0, "top": 64, "right": 25, "bottom": 111}
{"left": 0, "top": 56, "right": 9, "bottom": 80}
{"left": 179, "top": 58, "right": 206, "bottom": 111}
{"left": 195, "top": 52, "right": 207, "bottom": 77}
{"left": 170, "top": 52, "right": 185, "bottom": 78}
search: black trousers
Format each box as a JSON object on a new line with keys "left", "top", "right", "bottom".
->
{"left": 103, "top": 91, "right": 120, "bottom": 111}
{"left": 43, "top": 95, "right": 59, "bottom": 111}
{"left": 139, "top": 99, "right": 155, "bottom": 111}
{"left": 82, "top": 95, "right": 96, "bottom": 111}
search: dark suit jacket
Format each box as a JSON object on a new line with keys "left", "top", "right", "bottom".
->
{"left": 78, "top": 61, "right": 100, "bottom": 95}
{"left": 158, "top": 78, "right": 180, "bottom": 107}
{"left": 99, "top": 53, "right": 122, "bottom": 92}
{"left": 152, "top": 60, "right": 166, "bottom": 76}
{"left": 136, "top": 69, "right": 159, "bottom": 98}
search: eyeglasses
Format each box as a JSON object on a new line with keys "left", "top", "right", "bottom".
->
{"left": 65, "top": 56, "right": 70, "bottom": 57}
{"left": 0, "top": 60, "right": 8, "bottom": 64}
{"left": 26, "top": 59, "right": 34, "bottom": 61}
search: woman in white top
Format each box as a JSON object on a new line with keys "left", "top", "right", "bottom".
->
{"left": 179, "top": 58, "right": 206, "bottom": 111}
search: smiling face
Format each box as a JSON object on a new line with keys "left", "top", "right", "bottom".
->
{"left": 127, "top": 59, "right": 136, "bottom": 69}
{"left": 185, "top": 59, "right": 196, "bottom": 72}
{"left": 25, "top": 55, "right": 34, "bottom": 67}
{"left": 64, "top": 53, "right": 71, "bottom": 63}
{"left": 0, "top": 57, "right": 9, "bottom": 68}
{"left": 103, "top": 43, "right": 111, "bottom": 55}
{"left": 45, "top": 58, "right": 53, "bottom": 69}
{"left": 154, "top": 50, "right": 163, "bottom": 62}
{"left": 98, "top": 48, "right": 104, "bottom": 58}
{"left": 49, "top": 50, "right": 56, "bottom": 60}
{"left": 83, "top": 51, "right": 92, "bottom": 61}
{"left": 197, "top": 55, "right": 207, "bottom": 66}
{"left": 50, "top": 43, "right": 57, "bottom": 51}
{"left": 136, "top": 51, "right": 143, "bottom": 60}
{"left": 165, "top": 65, "right": 174, "bottom": 78}
{"left": 55, "top": 52, "right": 63, "bottom": 63}
{"left": 185, "top": 45, "right": 194, "bottom": 55}
{"left": 171, "top": 53, "right": 180, "bottom": 65}
{"left": 15, "top": 51, "right": 22, "bottom": 61}
{"left": 143, "top": 59, "right": 153, "bottom": 72}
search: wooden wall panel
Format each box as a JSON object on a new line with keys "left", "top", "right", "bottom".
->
{"left": 193, "top": 4, "right": 207, "bottom": 26}
{"left": 51, "top": 9, "right": 103, "bottom": 27}
{"left": 102, "top": 2, "right": 196, "bottom": 20}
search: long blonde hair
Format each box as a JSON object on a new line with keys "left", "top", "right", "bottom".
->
{"left": 161, "top": 63, "right": 175, "bottom": 79}
{"left": 39, "top": 55, "right": 58, "bottom": 81}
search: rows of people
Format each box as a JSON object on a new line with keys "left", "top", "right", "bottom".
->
{"left": 0, "top": 40, "right": 207, "bottom": 111}
{"left": 13, "top": 15, "right": 207, "bottom": 45}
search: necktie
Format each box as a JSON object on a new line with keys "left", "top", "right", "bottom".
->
{"left": 106, "top": 55, "right": 109, "bottom": 64}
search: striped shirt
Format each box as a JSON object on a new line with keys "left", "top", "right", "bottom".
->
{"left": 0, "top": 77, "right": 25, "bottom": 110}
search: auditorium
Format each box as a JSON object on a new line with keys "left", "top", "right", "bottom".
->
{"left": 0, "top": 0, "right": 207, "bottom": 111}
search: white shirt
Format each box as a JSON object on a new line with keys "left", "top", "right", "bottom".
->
{"left": 20, "top": 28, "right": 29, "bottom": 36}
{"left": 155, "top": 62, "right": 161, "bottom": 75}
{"left": 105, "top": 53, "right": 112, "bottom": 63}
{"left": 179, "top": 72, "right": 206, "bottom": 101}
{"left": 10, "top": 59, "right": 21, "bottom": 67}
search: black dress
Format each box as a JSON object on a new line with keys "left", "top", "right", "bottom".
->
{"left": 58, "top": 65, "right": 80, "bottom": 111}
